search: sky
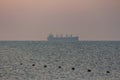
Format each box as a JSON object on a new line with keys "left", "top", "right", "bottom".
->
{"left": 0, "top": 0, "right": 120, "bottom": 41}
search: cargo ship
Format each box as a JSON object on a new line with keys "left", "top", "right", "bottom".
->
{"left": 47, "top": 34, "right": 79, "bottom": 42}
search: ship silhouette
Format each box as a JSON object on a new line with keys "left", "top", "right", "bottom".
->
{"left": 47, "top": 34, "right": 79, "bottom": 42}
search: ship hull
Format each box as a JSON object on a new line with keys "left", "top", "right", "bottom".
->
{"left": 48, "top": 37, "right": 79, "bottom": 42}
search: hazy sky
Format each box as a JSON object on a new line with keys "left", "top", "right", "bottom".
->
{"left": 0, "top": 0, "right": 120, "bottom": 40}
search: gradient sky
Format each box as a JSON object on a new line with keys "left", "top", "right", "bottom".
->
{"left": 0, "top": 0, "right": 120, "bottom": 40}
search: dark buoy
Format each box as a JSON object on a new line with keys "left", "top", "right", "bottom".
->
{"left": 106, "top": 71, "right": 110, "bottom": 73}
{"left": 44, "top": 65, "right": 47, "bottom": 68}
{"left": 87, "top": 69, "right": 91, "bottom": 72}
{"left": 58, "top": 66, "right": 62, "bottom": 69}
{"left": 32, "top": 64, "right": 35, "bottom": 66}
{"left": 72, "top": 67, "right": 75, "bottom": 70}
{"left": 20, "top": 63, "right": 23, "bottom": 65}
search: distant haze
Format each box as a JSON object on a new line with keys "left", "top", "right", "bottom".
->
{"left": 0, "top": 0, "right": 120, "bottom": 41}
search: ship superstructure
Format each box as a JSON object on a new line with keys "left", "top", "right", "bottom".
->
{"left": 47, "top": 34, "right": 79, "bottom": 42}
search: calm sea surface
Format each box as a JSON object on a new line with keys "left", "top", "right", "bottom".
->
{"left": 0, "top": 41, "right": 120, "bottom": 80}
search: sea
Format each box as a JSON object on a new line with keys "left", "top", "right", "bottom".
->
{"left": 0, "top": 41, "right": 120, "bottom": 80}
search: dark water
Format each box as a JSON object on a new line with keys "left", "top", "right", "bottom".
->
{"left": 0, "top": 41, "right": 120, "bottom": 80}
